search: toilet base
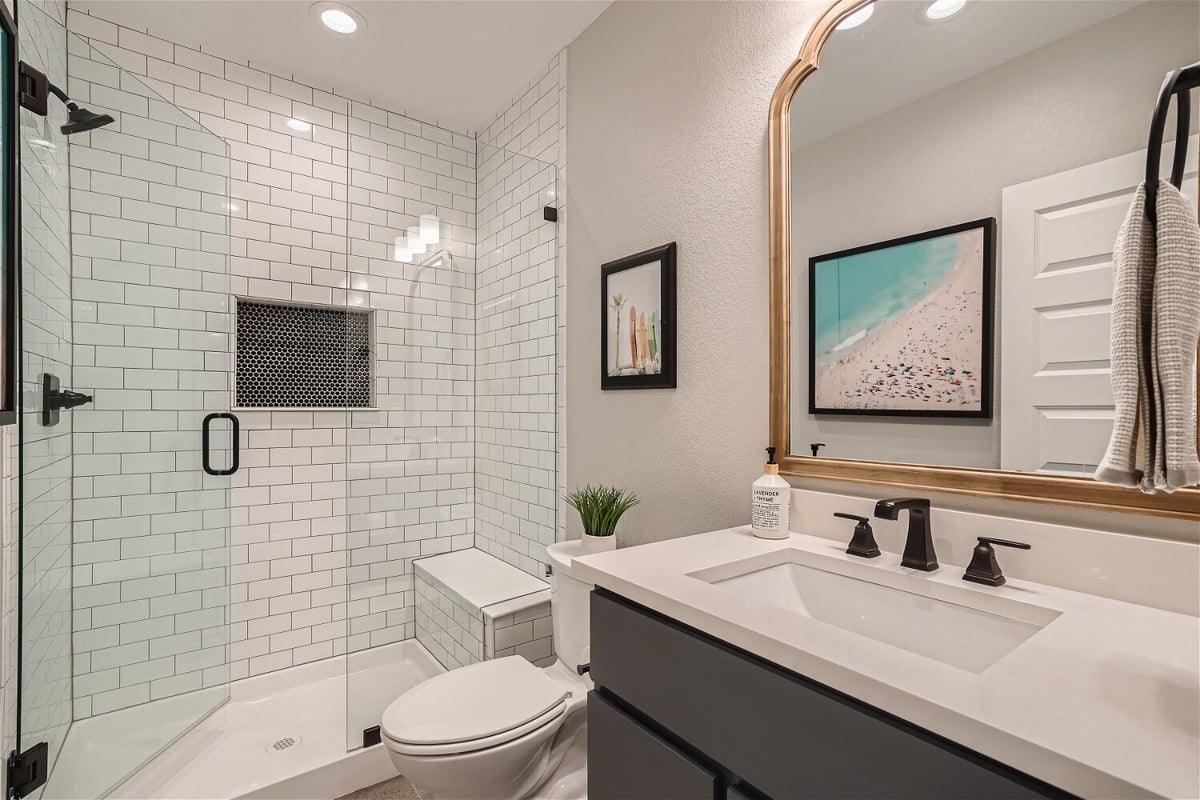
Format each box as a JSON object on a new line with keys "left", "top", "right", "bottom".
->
{"left": 399, "top": 707, "right": 586, "bottom": 800}
{"left": 529, "top": 725, "right": 586, "bottom": 800}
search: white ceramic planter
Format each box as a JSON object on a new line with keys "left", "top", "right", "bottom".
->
{"left": 581, "top": 533, "right": 616, "bottom": 555}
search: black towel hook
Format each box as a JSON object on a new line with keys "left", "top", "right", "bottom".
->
{"left": 1145, "top": 61, "right": 1200, "bottom": 226}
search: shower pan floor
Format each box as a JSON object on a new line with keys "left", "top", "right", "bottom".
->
{"left": 48, "top": 640, "right": 444, "bottom": 800}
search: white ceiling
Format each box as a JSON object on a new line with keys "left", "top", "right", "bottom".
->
{"left": 791, "top": 0, "right": 1144, "bottom": 149}
{"left": 73, "top": 0, "right": 610, "bottom": 133}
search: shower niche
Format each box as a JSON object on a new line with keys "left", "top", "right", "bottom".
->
{"left": 234, "top": 299, "right": 374, "bottom": 409}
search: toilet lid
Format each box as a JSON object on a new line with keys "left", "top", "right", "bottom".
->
{"left": 381, "top": 656, "right": 569, "bottom": 746}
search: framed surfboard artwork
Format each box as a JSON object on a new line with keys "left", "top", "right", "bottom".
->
{"left": 601, "top": 242, "right": 677, "bottom": 390}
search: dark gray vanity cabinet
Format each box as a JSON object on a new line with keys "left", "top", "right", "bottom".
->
{"left": 588, "top": 589, "right": 1073, "bottom": 800}
{"left": 589, "top": 691, "right": 721, "bottom": 800}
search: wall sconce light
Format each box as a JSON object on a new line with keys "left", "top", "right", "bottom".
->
{"left": 394, "top": 235, "right": 413, "bottom": 263}
{"left": 406, "top": 226, "right": 427, "bottom": 255}
{"left": 419, "top": 213, "right": 440, "bottom": 245}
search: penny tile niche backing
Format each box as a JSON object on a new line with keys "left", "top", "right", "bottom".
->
{"left": 235, "top": 299, "right": 373, "bottom": 409}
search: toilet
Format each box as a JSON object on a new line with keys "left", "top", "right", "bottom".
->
{"left": 380, "top": 542, "right": 593, "bottom": 799}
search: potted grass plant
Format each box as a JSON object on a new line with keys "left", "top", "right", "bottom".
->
{"left": 565, "top": 484, "right": 639, "bottom": 554}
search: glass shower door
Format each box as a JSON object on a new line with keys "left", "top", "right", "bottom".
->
{"left": 13, "top": 13, "right": 233, "bottom": 798}
{"left": 342, "top": 134, "right": 560, "bottom": 750}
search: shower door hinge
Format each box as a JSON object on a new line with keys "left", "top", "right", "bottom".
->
{"left": 7, "top": 742, "right": 48, "bottom": 799}
{"left": 362, "top": 725, "right": 381, "bottom": 748}
{"left": 17, "top": 62, "right": 49, "bottom": 116}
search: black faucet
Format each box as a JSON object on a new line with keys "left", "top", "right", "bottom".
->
{"left": 873, "top": 498, "right": 937, "bottom": 571}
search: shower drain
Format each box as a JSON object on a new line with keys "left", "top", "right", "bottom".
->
{"left": 266, "top": 735, "right": 302, "bottom": 754}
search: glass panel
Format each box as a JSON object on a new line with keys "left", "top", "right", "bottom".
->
{"left": 221, "top": 83, "right": 350, "bottom": 749}
{"left": 341, "top": 129, "right": 558, "bottom": 750}
{"left": 1, "top": 4, "right": 13, "bottom": 423}
{"left": 474, "top": 144, "right": 559, "bottom": 572}
{"left": 17, "top": 6, "right": 74, "bottom": 791}
{"left": 17, "top": 8, "right": 233, "bottom": 796}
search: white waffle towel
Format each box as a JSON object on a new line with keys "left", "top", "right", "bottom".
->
{"left": 1096, "top": 180, "right": 1200, "bottom": 492}
{"left": 1096, "top": 185, "right": 1155, "bottom": 489}
{"left": 1149, "top": 180, "right": 1200, "bottom": 491}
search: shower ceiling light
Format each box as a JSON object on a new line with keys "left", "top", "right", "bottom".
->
{"left": 419, "top": 214, "right": 440, "bottom": 245}
{"left": 311, "top": 2, "right": 364, "bottom": 34}
{"left": 407, "top": 226, "right": 427, "bottom": 256}
{"left": 925, "top": 0, "right": 966, "bottom": 20}
{"left": 394, "top": 236, "right": 413, "bottom": 263}
{"left": 836, "top": 2, "right": 874, "bottom": 30}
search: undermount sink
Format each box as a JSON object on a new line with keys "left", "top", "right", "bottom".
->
{"left": 689, "top": 549, "right": 1060, "bottom": 673}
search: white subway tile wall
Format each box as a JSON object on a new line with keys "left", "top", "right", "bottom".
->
{"left": 413, "top": 557, "right": 554, "bottom": 671}
{"left": 414, "top": 572, "right": 484, "bottom": 670}
{"left": 484, "top": 602, "right": 555, "bottom": 668}
{"left": 64, "top": 13, "right": 482, "bottom": 705}
{"left": 63, "top": 13, "right": 568, "bottom": 714}
{"left": 340, "top": 96, "right": 478, "bottom": 660}
{"left": 12, "top": 0, "right": 74, "bottom": 767}
{"left": 473, "top": 146, "right": 557, "bottom": 574}
{"left": 65, "top": 31, "right": 233, "bottom": 719}
{"left": 477, "top": 55, "right": 567, "bottom": 566}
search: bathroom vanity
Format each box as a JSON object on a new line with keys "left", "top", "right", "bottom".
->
{"left": 574, "top": 525, "right": 1200, "bottom": 800}
{"left": 588, "top": 589, "right": 1063, "bottom": 799}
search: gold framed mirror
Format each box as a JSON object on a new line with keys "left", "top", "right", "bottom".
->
{"left": 768, "top": 0, "right": 1199, "bottom": 519}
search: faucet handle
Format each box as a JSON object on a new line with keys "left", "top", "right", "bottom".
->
{"left": 834, "top": 513, "right": 880, "bottom": 559}
{"left": 963, "top": 537, "right": 1030, "bottom": 587}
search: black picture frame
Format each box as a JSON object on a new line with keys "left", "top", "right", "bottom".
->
{"left": 807, "top": 218, "right": 995, "bottom": 419}
{"left": 600, "top": 242, "right": 677, "bottom": 390}
{"left": 0, "top": 1, "right": 18, "bottom": 426}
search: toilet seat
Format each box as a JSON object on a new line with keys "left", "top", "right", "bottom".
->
{"left": 384, "top": 703, "right": 567, "bottom": 756}
{"left": 381, "top": 656, "right": 570, "bottom": 756}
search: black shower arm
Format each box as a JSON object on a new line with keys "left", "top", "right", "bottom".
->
{"left": 45, "top": 80, "right": 71, "bottom": 107}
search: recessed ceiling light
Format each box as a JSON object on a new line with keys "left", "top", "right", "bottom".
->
{"left": 287, "top": 118, "right": 312, "bottom": 132}
{"left": 925, "top": 0, "right": 966, "bottom": 21}
{"left": 311, "top": 2, "right": 364, "bottom": 35}
{"left": 321, "top": 9, "right": 355, "bottom": 33}
{"left": 836, "top": 3, "right": 874, "bottom": 31}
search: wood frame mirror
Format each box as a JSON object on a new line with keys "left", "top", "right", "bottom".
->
{"left": 768, "top": 0, "right": 1199, "bottom": 520}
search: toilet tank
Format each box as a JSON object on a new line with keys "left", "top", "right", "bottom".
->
{"left": 546, "top": 541, "right": 593, "bottom": 672}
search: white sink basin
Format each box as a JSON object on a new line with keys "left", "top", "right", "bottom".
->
{"left": 689, "top": 550, "right": 1060, "bottom": 673}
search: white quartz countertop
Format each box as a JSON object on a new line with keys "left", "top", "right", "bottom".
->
{"left": 572, "top": 527, "right": 1200, "bottom": 799}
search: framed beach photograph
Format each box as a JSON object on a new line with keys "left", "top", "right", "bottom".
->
{"left": 807, "top": 218, "right": 995, "bottom": 418}
{"left": 601, "top": 242, "right": 677, "bottom": 390}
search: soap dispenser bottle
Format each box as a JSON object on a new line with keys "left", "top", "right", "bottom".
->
{"left": 752, "top": 447, "right": 790, "bottom": 539}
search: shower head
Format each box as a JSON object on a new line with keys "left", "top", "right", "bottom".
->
{"left": 61, "top": 102, "right": 115, "bottom": 135}
{"left": 18, "top": 61, "right": 118, "bottom": 136}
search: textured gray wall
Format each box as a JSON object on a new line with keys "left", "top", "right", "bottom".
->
{"left": 566, "top": 1, "right": 818, "bottom": 545}
{"left": 565, "top": 0, "right": 1199, "bottom": 544}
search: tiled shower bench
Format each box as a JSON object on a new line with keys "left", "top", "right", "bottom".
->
{"left": 414, "top": 548, "right": 556, "bottom": 670}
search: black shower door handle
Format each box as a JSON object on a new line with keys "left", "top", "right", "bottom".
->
{"left": 202, "top": 412, "right": 240, "bottom": 476}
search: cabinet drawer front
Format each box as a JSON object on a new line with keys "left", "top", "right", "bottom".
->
{"left": 591, "top": 590, "right": 1064, "bottom": 800}
{"left": 588, "top": 691, "right": 720, "bottom": 800}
